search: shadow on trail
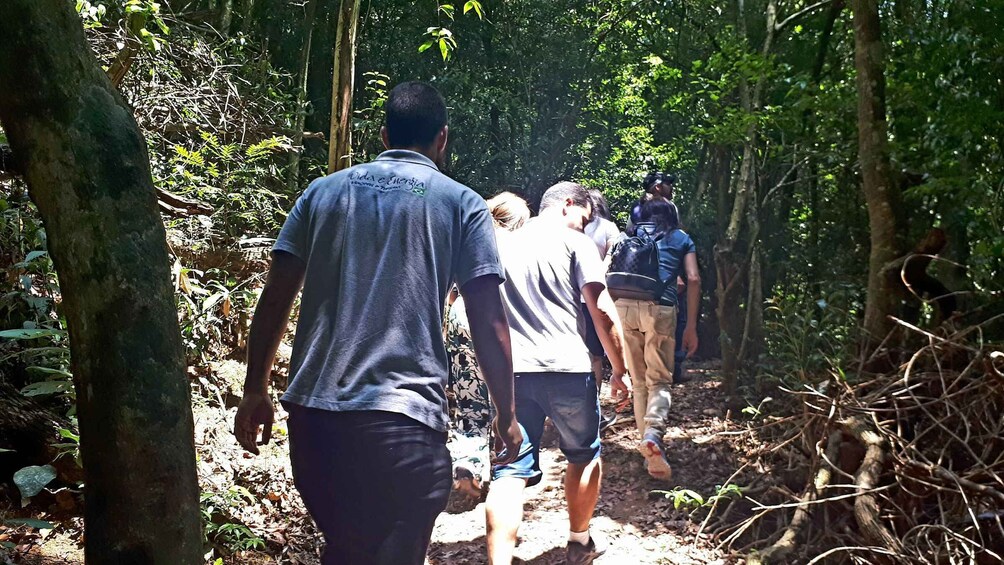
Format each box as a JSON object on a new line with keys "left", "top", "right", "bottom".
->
{"left": 428, "top": 535, "right": 566, "bottom": 565}
{"left": 427, "top": 366, "right": 742, "bottom": 564}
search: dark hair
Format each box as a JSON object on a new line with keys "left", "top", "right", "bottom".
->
{"left": 587, "top": 188, "right": 611, "bottom": 220}
{"left": 638, "top": 198, "right": 680, "bottom": 234}
{"left": 539, "top": 181, "right": 590, "bottom": 213}
{"left": 385, "top": 81, "right": 449, "bottom": 148}
{"left": 642, "top": 171, "right": 677, "bottom": 194}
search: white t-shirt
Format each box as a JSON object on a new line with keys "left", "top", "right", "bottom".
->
{"left": 496, "top": 218, "right": 606, "bottom": 373}
{"left": 584, "top": 217, "right": 620, "bottom": 258}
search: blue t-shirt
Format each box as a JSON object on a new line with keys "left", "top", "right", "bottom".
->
{"left": 634, "top": 222, "right": 696, "bottom": 307}
{"left": 273, "top": 150, "right": 505, "bottom": 432}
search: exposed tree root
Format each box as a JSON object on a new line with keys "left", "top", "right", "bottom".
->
{"left": 707, "top": 312, "right": 1004, "bottom": 563}
{"left": 748, "top": 430, "right": 842, "bottom": 564}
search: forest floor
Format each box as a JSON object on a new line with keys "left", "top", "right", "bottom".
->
{"left": 1, "top": 361, "right": 748, "bottom": 565}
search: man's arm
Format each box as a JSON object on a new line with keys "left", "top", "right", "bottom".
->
{"left": 682, "top": 252, "right": 701, "bottom": 357}
{"left": 234, "top": 251, "right": 306, "bottom": 454}
{"left": 460, "top": 274, "right": 522, "bottom": 465}
{"left": 582, "top": 282, "right": 631, "bottom": 400}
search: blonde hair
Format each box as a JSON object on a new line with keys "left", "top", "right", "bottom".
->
{"left": 487, "top": 192, "right": 530, "bottom": 231}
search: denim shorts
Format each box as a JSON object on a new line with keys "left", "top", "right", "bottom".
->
{"left": 492, "top": 372, "right": 601, "bottom": 486}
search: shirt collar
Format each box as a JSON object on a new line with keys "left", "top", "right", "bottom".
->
{"left": 375, "top": 149, "right": 440, "bottom": 171}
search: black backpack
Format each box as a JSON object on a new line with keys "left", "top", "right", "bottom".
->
{"left": 606, "top": 229, "right": 666, "bottom": 301}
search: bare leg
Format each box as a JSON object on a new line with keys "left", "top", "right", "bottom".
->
{"left": 485, "top": 476, "right": 527, "bottom": 565}
{"left": 565, "top": 458, "right": 602, "bottom": 533}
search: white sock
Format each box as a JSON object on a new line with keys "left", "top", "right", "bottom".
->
{"left": 569, "top": 529, "right": 590, "bottom": 545}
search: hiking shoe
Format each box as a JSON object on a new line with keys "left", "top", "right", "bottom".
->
{"left": 639, "top": 433, "right": 672, "bottom": 481}
{"left": 599, "top": 412, "right": 618, "bottom": 433}
{"left": 566, "top": 533, "right": 606, "bottom": 564}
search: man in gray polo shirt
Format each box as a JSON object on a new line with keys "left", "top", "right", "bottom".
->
{"left": 233, "top": 81, "right": 522, "bottom": 564}
{"left": 485, "top": 182, "right": 630, "bottom": 565}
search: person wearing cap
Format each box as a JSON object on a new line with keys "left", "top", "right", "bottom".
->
{"left": 627, "top": 171, "right": 677, "bottom": 232}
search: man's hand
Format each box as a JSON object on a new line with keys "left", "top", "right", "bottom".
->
{"left": 233, "top": 392, "right": 275, "bottom": 455}
{"left": 682, "top": 327, "right": 699, "bottom": 358}
{"left": 609, "top": 368, "right": 632, "bottom": 412}
{"left": 492, "top": 413, "right": 523, "bottom": 466}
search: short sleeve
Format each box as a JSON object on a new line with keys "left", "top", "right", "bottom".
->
{"left": 454, "top": 193, "right": 505, "bottom": 289}
{"left": 683, "top": 232, "right": 697, "bottom": 255}
{"left": 571, "top": 231, "right": 606, "bottom": 291}
{"left": 601, "top": 219, "right": 621, "bottom": 249}
{"left": 273, "top": 191, "right": 311, "bottom": 260}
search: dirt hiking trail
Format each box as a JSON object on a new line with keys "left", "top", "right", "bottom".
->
{"left": 2, "top": 362, "right": 746, "bottom": 565}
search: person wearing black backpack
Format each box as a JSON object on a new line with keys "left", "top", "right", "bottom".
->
{"left": 608, "top": 198, "right": 700, "bottom": 481}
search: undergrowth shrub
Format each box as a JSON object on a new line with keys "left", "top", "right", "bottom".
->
{"left": 759, "top": 283, "right": 862, "bottom": 387}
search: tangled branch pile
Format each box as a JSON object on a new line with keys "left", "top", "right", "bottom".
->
{"left": 87, "top": 16, "right": 295, "bottom": 148}
{"left": 709, "top": 316, "right": 1004, "bottom": 564}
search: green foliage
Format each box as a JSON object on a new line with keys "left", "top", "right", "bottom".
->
{"left": 416, "top": 2, "right": 486, "bottom": 61}
{"left": 761, "top": 286, "right": 861, "bottom": 386}
{"left": 0, "top": 197, "right": 77, "bottom": 410}
{"left": 419, "top": 27, "right": 458, "bottom": 61}
{"left": 123, "top": 0, "right": 170, "bottom": 51}
{"left": 156, "top": 132, "right": 291, "bottom": 241}
{"left": 13, "top": 465, "right": 57, "bottom": 500}
{"left": 75, "top": 0, "right": 108, "bottom": 28}
{"left": 175, "top": 266, "right": 259, "bottom": 365}
{"left": 652, "top": 483, "right": 743, "bottom": 512}
{"left": 74, "top": 0, "right": 170, "bottom": 51}
{"left": 201, "top": 487, "right": 266, "bottom": 554}
{"left": 3, "top": 519, "right": 54, "bottom": 530}
{"left": 352, "top": 72, "right": 391, "bottom": 163}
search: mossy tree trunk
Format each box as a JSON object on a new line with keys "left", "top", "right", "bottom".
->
{"left": 0, "top": 2, "right": 202, "bottom": 563}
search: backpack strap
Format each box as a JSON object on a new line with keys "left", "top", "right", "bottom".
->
{"left": 651, "top": 228, "right": 680, "bottom": 302}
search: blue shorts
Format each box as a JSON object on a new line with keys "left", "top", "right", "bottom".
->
{"left": 492, "top": 372, "right": 601, "bottom": 487}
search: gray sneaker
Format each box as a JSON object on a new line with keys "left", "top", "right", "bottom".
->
{"left": 566, "top": 533, "right": 606, "bottom": 564}
{"left": 639, "top": 433, "right": 672, "bottom": 481}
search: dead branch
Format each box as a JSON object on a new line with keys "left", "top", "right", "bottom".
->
{"left": 843, "top": 415, "right": 904, "bottom": 556}
{"left": 709, "top": 310, "right": 1004, "bottom": 562}
{"left": 156, "top": 186, "right": 214, "bottom": 217}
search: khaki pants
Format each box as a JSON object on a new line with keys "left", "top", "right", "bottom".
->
{"left": 615, "top": 299, "right": 676, "bottom": 439}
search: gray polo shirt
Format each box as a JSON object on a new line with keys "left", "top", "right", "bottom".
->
{"left": 496, "top": 218, "right": 606, "bottom": 373}
{"left": 274, "top": 150, "right": 504, "bottom": 432}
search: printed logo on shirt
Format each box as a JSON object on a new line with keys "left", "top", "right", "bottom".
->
{"left": 349, "top": 170, "right": 427, "bottom": 196}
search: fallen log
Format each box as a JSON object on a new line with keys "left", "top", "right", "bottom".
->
{"left": 843, "top": 416, "right": 903, "bottom": 557}
{"left": 160, "top": 123, "right": 325, "bottom": 142}
{"left": 156, "top": 186, "right": 214, "bottom": 217}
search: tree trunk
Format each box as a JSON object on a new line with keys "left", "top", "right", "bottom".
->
{"left": 806, "top": 1, "right": 846, "bottom": 296}
{"left": 0, "top": 2, "right": 202, "bottom": 563}
{"left": 714, "top": 0, "right": 776, "bottom": 395}
{"left": 327, "top": 0, "right": 362, "bottom": 173}
{"left": 239, "top": 0, "right": 257, "bottom": 36}
{"left": 288, "top": 0, "right": 321, "bottom": 192}
{"left": 219, "top": 0, "right": 234, "bottom": 37}
{"left": 853, "top": 0, "right": 903, "bottom": 344}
